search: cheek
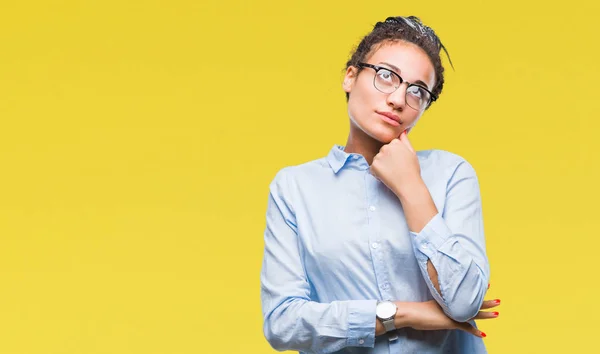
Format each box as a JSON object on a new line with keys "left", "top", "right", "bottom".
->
{"left": 347, "top": 89, "right": 367, "bottom": 119}
{"left": 405, "top": 112, "right": 423, "bottom": 129}
{"left": 349, "top": 85, "right": 376, "bottom": 116}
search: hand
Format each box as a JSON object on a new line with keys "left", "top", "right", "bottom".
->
{"left": 370, "top": 130, "right": 421, "bottom": 196}
{"left": 400, "top": 298, "right": 501, "bottom": 338}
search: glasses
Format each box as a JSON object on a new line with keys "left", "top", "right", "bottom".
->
{"left": 357, "top": 62, "right": 437, "bottom": 111}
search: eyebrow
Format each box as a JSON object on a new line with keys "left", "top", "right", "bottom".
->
{"left": 378, "top": 61, "right": 430, "bottom": 89}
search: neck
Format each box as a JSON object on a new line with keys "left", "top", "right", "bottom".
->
{"left": 343, "top": 124, "right": 384, "bottom": 166}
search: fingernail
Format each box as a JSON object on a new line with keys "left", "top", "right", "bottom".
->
{"left": 494, "top": 299, "right": 501, "bottom": 304}
{"left": 480, "top": 331, "right": 487, "bottom": 338}
{"left": 493, "top": 312, "right": 499, "bottom": 317}
{"left": 487, "top": 283, "right": 490, "bottom": 289}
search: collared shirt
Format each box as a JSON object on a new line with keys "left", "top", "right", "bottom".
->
{"left": 260, "top": 144, "right": 490, "bottom": 354}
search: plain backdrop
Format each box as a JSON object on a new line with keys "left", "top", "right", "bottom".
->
{"left": 1, "top": 1, "right": 598, "bottom": 353}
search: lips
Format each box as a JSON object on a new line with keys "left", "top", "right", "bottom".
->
{"left": 376, "top": 111, "right": 402, "bottom": 126}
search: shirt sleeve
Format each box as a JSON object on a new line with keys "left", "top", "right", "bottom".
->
{"left": 409, "top": 159, "right": 490, "bottom": 323}
{"left": 260, "top": 168, "right": 377, "bottom": 354}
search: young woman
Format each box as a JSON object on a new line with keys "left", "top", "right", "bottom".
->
{"left": 260, "top": 16, "right": 500, "bottom": 353}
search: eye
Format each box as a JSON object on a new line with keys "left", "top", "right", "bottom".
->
{"left": 377, "top": 69, "right": 394, "bottom": 82}
{"left": 407, "top": 85, "right": 424, "bottom": 99}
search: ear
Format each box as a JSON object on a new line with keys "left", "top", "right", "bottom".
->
{"left": 342, "top": 66, "right": 358, "bottom": 93}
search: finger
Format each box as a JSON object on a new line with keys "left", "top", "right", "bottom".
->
{"left": 471, "top": 310, "right": 499, "bottom": 320}
{"left": 399, "top": 130, "right": 415, "bottom": 153}
{"left": 480, "top": 299, "right": 501, "bottom": 310}
{"left": 398, "top": 127, "right": 410, "bottom": 138}
{"left": 455, "top": 321, "right": 486, "bottom": 338}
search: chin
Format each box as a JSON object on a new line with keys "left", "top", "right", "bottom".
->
{"left": 367, "top": 126, "right": 400, "bottom": 144}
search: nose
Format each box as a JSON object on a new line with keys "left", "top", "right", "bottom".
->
{"left": 386, "top": 82, "right": 408, "bottom": 110}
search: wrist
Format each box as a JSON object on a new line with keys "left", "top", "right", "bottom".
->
{"left": 392, "top": 301, "right": 412, "bottom": 329}
{"left": 375, "top": 301, "right": 412, "bottom": 336}
{"left": 375, "top": 318, "right": 386, "bottom": 336}
{"left": 392, "top": 176, "right": 425, "bottom": 200}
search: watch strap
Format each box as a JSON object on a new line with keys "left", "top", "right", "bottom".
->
{"left": 387, "top": 330, "right": 399, "bottom": 341}
{"left": 382, "top": 318, "right": 398, "bottom": 341}
{"left": 382, "top": 318, "right": 396, "bottom": 332}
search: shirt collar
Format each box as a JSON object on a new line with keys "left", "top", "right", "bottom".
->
{"left": 326, "top": 144, "right": 370, "bottom": 174}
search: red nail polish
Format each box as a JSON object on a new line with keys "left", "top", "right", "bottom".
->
{"left": 493, "top": 312, "right": 499, "bottom": 316}
{"left": 480, "top": 331, "right": 487, "bottom": 338}
{"left": 494, "top": 299, "right": 501, "bottom": 304}
{"left": 487, "top": 283, "right": 490, "bottom": 289}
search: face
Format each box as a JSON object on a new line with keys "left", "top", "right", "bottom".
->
{"left": 343, "top": 40, "right": 436, "bottom": 143}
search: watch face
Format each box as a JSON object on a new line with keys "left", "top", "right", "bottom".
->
{"left": 376, "top": 301, "right": 397, "bottom": 319}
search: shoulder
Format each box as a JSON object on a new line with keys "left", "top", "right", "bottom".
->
{"left": 268, "top": 157, "right": 329, "bottom": 188}
{"left": 416, "top": 149, "right": 478, "bottom": 178}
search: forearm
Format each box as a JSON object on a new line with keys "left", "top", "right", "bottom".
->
{"left": 393, "top": 177, "right": 488, "bottom": 321}
{"left": 376, "top": 300, "right": 488, "bottom": 339}
{"left": 393, "top": 178, "right": 442, "bottom": 295}
{"left": 393, "top": 178, "right": 438, "bottom": 234}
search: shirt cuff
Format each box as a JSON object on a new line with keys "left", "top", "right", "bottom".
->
{"left": 409, "top": 212, "right": 453, "bottom": 259}
{"left": 346, "top": 300, "right": 377, "bottom": 348}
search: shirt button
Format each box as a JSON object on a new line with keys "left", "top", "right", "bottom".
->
{"left": 422, "top": 243, "right": 428, "bottom": 249}
{"left": 371, "top": 242, "right": 379, "bottom": 249}
{"left": 369, "top": 205, "right": 376, "bottom": 211}
{"left": 359, "top": 339, "right": 365, "bottom": 345}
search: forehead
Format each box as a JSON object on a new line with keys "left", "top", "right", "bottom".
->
{"left": 366, "top": 41, "right": 435, "bottom": 89}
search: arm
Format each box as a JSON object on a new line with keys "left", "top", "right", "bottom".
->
{"left": 391, "top": 181, "right": 442, "bottom": 294}
{"left": 375, "top": 300, "right": 489, "bottom": 338}
{"left": 260, "top": 169, "right": 377, "bottom": 353}
{"left": 394, "top": 160, "right": 490, "bottom": 322}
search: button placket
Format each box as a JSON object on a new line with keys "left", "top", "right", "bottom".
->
{"left": 365, "top": 173, "right": 391, "bottom": 299}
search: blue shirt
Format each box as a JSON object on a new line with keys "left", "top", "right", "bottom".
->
{"left": 260, "top": 144, "right": 490, "bottom": 354}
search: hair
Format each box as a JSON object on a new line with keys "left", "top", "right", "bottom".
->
{"left": 344, "top": 16, "right": 453, "bottom": 108}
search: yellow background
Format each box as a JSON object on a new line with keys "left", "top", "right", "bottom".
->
{"left": 0, "top": 0, "right": 598, "bottom": 353}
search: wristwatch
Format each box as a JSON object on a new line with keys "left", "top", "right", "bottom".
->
{"left": 376, "top": 300, "right": 398, "bottom": 341}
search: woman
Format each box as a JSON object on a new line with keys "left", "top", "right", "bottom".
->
{"left": 260, "top": 16, "right": 500, "bottom": 353}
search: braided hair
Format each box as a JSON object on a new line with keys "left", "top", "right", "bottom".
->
{"left": 345, "top": 16, "right": 453, "bottom": 108}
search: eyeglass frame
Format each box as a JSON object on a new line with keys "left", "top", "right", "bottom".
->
{"left": 356, "top": 62, "right": 438, "bottom": 110}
